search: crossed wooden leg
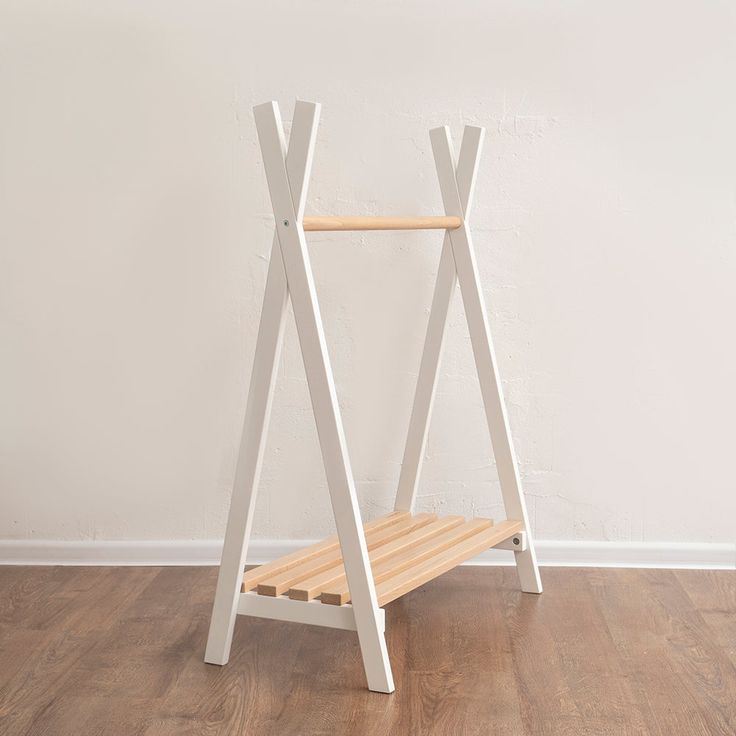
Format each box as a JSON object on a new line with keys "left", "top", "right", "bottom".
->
{"left": 395, "top": 125, "right": 542, "bottom": 594}
{"left": 205, "top": 101, "right": 394, "bottom": 693}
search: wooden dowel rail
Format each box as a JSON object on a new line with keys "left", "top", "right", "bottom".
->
{"left": 301, "top": 215, "right": 462, "bottom": 232}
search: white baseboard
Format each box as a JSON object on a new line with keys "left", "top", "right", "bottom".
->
{"left": 0, "top": 538, "right": 733, "bottom": 569}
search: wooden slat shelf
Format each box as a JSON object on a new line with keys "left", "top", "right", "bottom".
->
{"left": 241, "top": 510, "right": 408, "bottom": 593}
{"left": 242, "top": 513, "right": 523, "bottom": 607}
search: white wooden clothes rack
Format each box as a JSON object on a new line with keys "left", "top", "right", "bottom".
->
{"left": 205, "top": 100, "right": 543, "bottom": 693}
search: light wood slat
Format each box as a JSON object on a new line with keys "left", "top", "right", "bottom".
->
{"left": 289, "top": 515, "right": 466, "bottom": 602}
{"left": 241, "top": 511, "right": 408, "bottom": 592}
{"left": 374, "top": 520, "right": 523, "bottom": 607}
{"left": 302, "top": 215, "right": 462, "bottom": 232}
{"left": 257, "top": 513, "right": 436, "bottom": 597}
{"left": 320, "top": 517, "right": 494, "bottom": 606}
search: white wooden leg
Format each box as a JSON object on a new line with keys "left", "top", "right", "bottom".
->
{"left": 254, "top": 101, "right": 394, "bottom": 693}
{"left": 204, "top": 245, "right": 289, "bottom": 664}
{"left": 431, "top": 126, "right": 542, "bottom": 594}
{"left": 204, "top": 101, "right": 323, "bottom": 665}
{"left": 394, "top": 240, "right": 456, "bottom": 512}
{"left": 395, "top": 127, "right": 485, "bottom": 514}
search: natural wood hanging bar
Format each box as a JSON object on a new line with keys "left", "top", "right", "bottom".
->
{"left": 302, "top": 215, "right": 462, "bottom": 231}
{"left": 205, "top": 99, "right": 543, "bottom": 695}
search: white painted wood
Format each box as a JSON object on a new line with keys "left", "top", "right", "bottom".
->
{"left": 492, "top": 530, "right": 528, "bottom": 552}
{"left": 253, "top": 101, "right": 394, "bottom": 693}
{"left": 204, "top": 101, "right": 320, "bottom": 666}
{"left": 394, "top": 241, "right": 455, "bottom": 512}
{"left": 394, "top": 127, "right": 484, "bottom": 513}
{"left": 430, "top": 125, "right": 543, "bottom": 594}
{"left": 237, "top": 593, "right": 386, "bottom": 632}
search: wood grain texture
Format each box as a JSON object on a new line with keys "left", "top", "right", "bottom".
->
{"left": 241, "top": 510, "right": 408, "bottom": 592}
{"left": 320, "top": 517, "right": 494, "bottom": 606}
{"left": 1, "top": 565, "right": 735, "bottom": 735}
{"left": 374, "top": 520, "right": 521, "bottom": 606}
{"left": 256, "top": 513, "right": 434, "bottom": 597}
{"left": 289, "top": 515, "right": 465, "bottom": 602}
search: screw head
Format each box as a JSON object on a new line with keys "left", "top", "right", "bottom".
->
{"left": 283, "top": 219, "right": 289, "bottom": 227}
{"left": 512, "top": 537, "right": 520, "bottom": 546}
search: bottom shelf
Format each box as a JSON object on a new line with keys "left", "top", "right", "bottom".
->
{"left": 242, "top": 512, "right": 523, "bottom": 608}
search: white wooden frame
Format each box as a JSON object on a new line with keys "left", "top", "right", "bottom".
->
{"left": 205, "top": 100, "right": 541, "bottom": 694}
{"left": 205, "top": 100, "right": 393, "bottom": 693}
{"left": 238, "top": 592, "right": 385, "bottom": 633}
{"left": 395, "top": 125, "right": 543, "bottom": 594}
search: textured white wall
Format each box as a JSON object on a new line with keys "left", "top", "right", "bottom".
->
{"left": 1, "top": 1, "right": 735, "bottom": 546}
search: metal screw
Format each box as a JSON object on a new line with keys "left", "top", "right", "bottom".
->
{"left": 283, "top": 219, "right": 289, "bottom": 227}
{"left": 512, "top": 537, "right": 520, "bottom": 546}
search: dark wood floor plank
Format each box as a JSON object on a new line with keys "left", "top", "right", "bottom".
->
{"left": 399, "top": 566, "right": 524, "bottom": 736}
{"left": 675, "top": 569, "right": 736, "bottom": 652}
{"left": 538, "top": 568, "right": 650, "bottom": 735}
{"left": 502, "top": 569, "right": 586, "bottom": 736}
{"left": 591, "top": 568, "right": 736, "bottom": 736}
{"left": 0, "top": 565, "right": 734, "bottom": 736}
{"left": 0, "top": 566, "right": 82, "bottom": 629}
{"left": 0, "top": 566, "right": 160, "bottom": 736}
{"left": 0, "top": 625, "right": 46, "bottom": 692}
{"left": 641, "top": 569, "right": 736, "bottom": 734}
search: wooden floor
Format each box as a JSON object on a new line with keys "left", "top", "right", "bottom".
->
{"left": 0, "top": 566, "right": 734, "bottom": 735}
